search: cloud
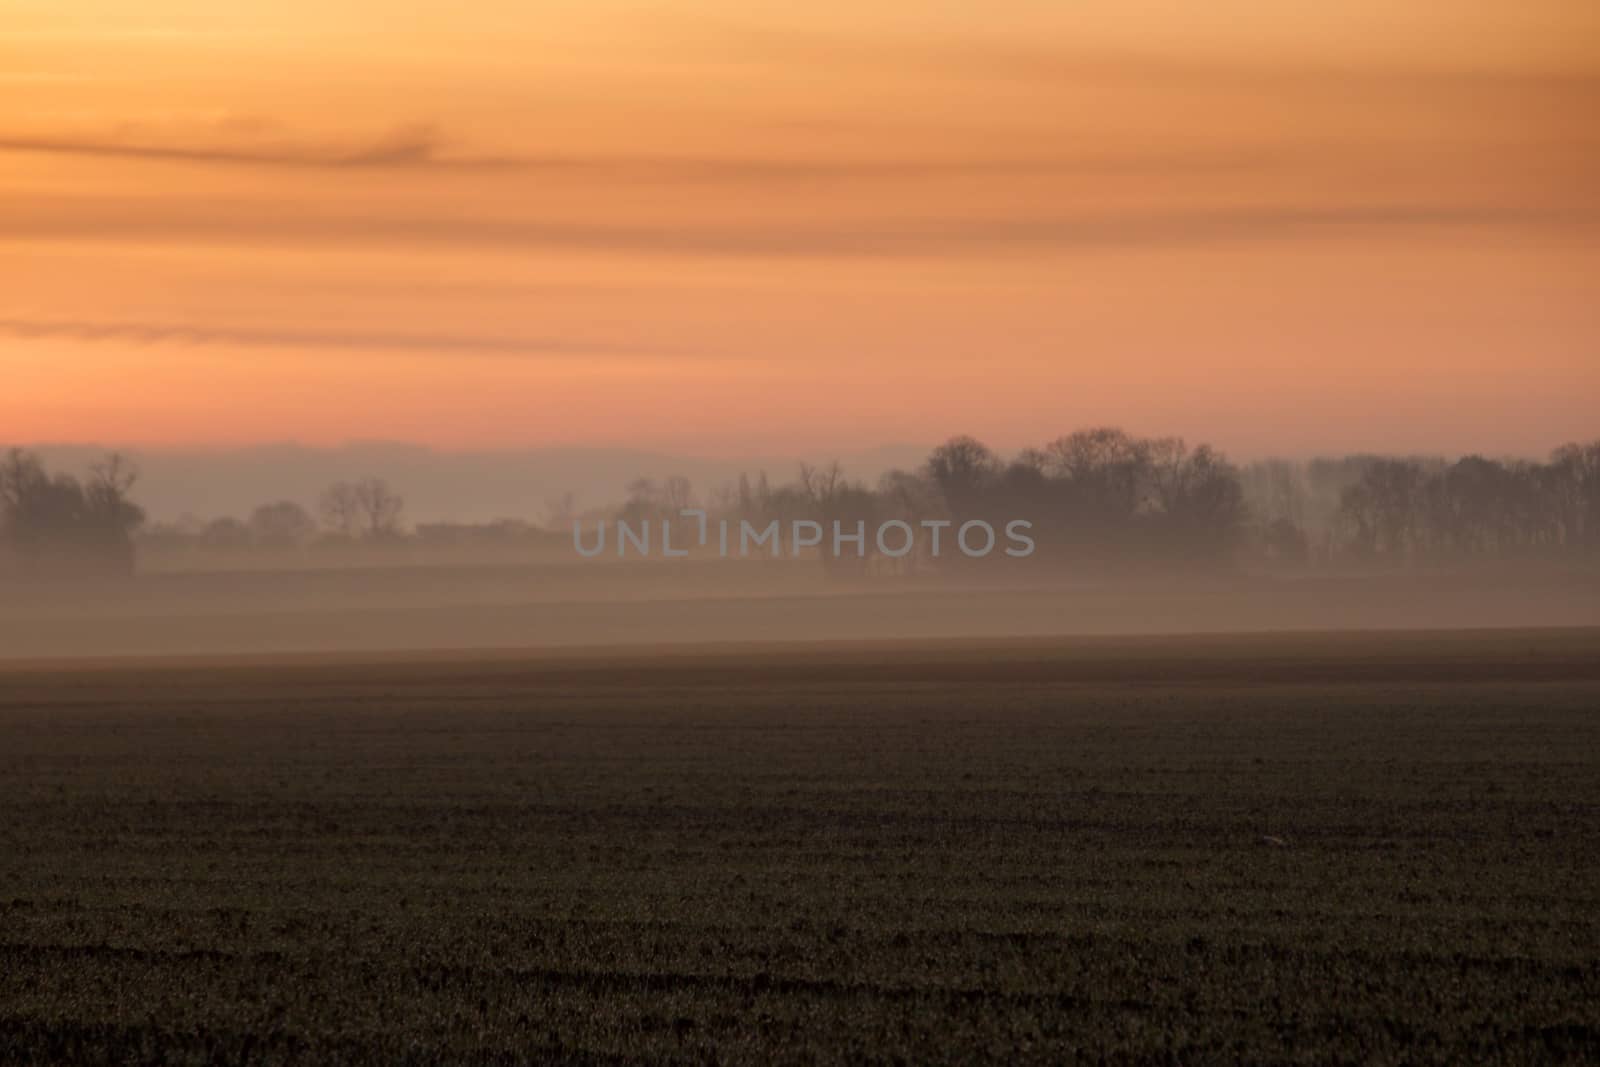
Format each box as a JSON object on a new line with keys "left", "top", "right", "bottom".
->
{"left": 0, "top": 122, "right": 523, "bottom": 171}
{"left": 0, "top": 317, "right": 676, "bottom": 358}
{"left": 692, "top": 22, "right": 1600, "bottom": 100}
{"left": 2, "top": 198, "right": 1593, "bottom": 258}
{"left": 0, "top": 122, "right": 1282, "bottom": 180}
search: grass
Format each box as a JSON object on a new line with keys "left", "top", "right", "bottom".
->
{"left": 1, "top": 629, "right": 1597, "bottom": 1063}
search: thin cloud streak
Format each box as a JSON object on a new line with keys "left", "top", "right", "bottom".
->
{"left": 694, "top": 22, "right": 1600, "bottom": 99}
{"left": 0, "top": 127, "right": 1283, "bottom": 179}
{"left": 0, "top": 318, "right": 682, "bottom": 359}
{"left": 4, "top": 200, "right": 1593, "bottom": 258}
{"left": 0, "top": 124, "right": 521, "bottom": 171}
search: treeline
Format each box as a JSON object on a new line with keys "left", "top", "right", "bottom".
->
{"left": 4, "top": 433, "right": 1597, "bottom": 578}
{"left": 142, "top": 477, "right": 409, "bottom": 552}
{"left": 140, "top": 478, "right": 561, "bottom": 557}
{"left": 0, "top": 449, "right": 144, "bottom": 578}
{"left": 1324, "top": 446, "right": 1599, "bottom": 560}
{"left": 610, "top": 430, "right": 1600, "bottom": 572}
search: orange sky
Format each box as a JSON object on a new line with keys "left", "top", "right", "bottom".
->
{"left": 2, "top": 0, "right": 1596, "bottom": 458}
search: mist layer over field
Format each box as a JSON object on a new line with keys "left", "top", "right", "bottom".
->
{"left": 1, "top": 561, "right": 1597, "bottom": 661}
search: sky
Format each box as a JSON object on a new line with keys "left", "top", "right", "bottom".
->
{"left": 2, "top": 0, "right": 1597, "bottom": 460}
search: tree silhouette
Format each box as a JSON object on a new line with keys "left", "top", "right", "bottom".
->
{"left": 319, "top": 478, "right": 405, "bottom": 541}
{"left": 0, "top": 449, "right": 144, "bottom": 576}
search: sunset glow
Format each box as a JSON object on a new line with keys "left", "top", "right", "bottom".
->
{"left": 3, "top": 0, "right": 1596, "bottom": 456}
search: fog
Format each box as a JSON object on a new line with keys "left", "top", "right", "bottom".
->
{"left": 25, "top": 442, "right": 931, "bottom": 525}
{"left": 3, "top": 432, "right": 1597, "bottom": 661}
{"left": 1, "top": 560, "right": 1597, "bottom": 662}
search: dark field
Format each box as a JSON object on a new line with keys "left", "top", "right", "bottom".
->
{"left": 2, "top": 630, "right": 1598, "bottom": 1064}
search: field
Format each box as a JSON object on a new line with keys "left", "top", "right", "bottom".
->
{"left": 2, "top": 629, "right": 1598, "bottom": 1064}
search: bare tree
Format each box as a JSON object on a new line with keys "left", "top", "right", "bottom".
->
{"left": 320, "top": 478, "right": 404, "bottom": 541}
{"left": 797, "top": 461, "right": 844, "bottom": 507}
{"left": 353, "top": 477, "right": 404, "bottom": 540}
{"left": 319, "top": 482, "right": 361, "bottom": 539}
